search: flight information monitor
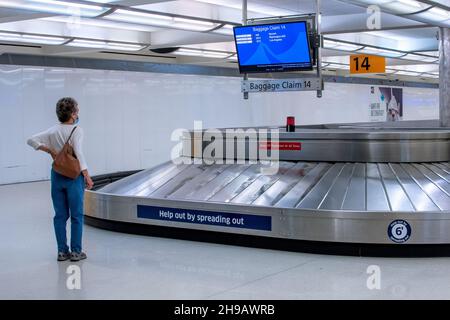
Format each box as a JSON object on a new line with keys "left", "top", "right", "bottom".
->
{"left": 233, "top": 21, "right": 313, "bottom": 73}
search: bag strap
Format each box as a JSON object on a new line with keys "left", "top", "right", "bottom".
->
{"left": 65, "top": 126, "right": 77, "bottom": 145}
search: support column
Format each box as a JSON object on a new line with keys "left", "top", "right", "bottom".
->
{"left": 242, "top": 0, "right": 248, "bottom": 100}
{"left": 440, "top": 28, "right": 450, "bottom": 127}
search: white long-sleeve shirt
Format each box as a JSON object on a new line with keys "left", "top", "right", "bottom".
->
{"left": 27, "top": 124, "right": 88, "bottom": 171}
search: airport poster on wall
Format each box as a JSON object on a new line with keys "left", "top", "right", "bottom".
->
{"left": 369, "top": 86, "right": 403, "bottom": 122}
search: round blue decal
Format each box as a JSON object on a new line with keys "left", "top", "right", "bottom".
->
{"left": 388, "top": 220, "right": 411, "bottom": 243}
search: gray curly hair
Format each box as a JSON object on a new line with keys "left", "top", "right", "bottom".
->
{"left": 56, "top": 97, "right": 78, "bottom": 123}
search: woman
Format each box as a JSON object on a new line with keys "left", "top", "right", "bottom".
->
{"left": 27, "top": 97, "right": 94, "bottom": 262}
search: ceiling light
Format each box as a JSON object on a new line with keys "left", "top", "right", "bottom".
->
{"left": 194, "top": 0, "right": 295, "bottom": 16}
{"left": 0, "top": 32, "right": 66, "bottom": 45}
{"left": 323, "top": 39, "right": 363, "bottom": 52}
{"left": 323, "top": 63, "right": 348, "bottom": 70}
{"left": 350, "top": 0, "right": 393, "bottom": 3}
{"left": 383, "top": 0, "right": 430, "bottom": 14}
{"left": 103, "top": 9, "right": 173, "bottom": 27}
{"left": 175, "top": 48, "right": 202, "bottom": 56}
{"left": 212, "top": 24, "right": 234, "bottom": 35}
{"left": 322, "top": 56, "right": 350, "bottom": 64}
{"left": 429, "top": 7, "right": 450, "bottom": 19}
{"left": 413, "top": 6, "right": 450, "bottom": 22}
{"left": 398, "top": 0, "right": 422, "bottom": 8}
{"left": 349, "top": 0, "right": 449, "bottom": 27}
{"left": 83, "top": 0, "right": 118, "bottom": 2}
{"left": 0, "top": 0, "right": 108, "bottom": 17}
{"left": 176, "top": 48, "right": 231, "bottom": 58}
{"left": 324, "top": 39, "right": 439, "bottom": 63}
{"left": 67, "top": 39, "right": 144, "bottom": 51}
{"left": 349, "top": 0, "right": 430, "bottom": 13}
{"left": 173, "top": 17, "right": 214, "bottom": 27}
{"left": 421, "top": 73, "right": 439, "bottom": 78}
{"left": 103, "top": 9, "right": 218, "bottom": 32}
{"left": 358, "top": 47, "right": 405, "bottom": 58}
{"left": 41, "top": 16, "right": 159, "bottom": 33}
{"left": 202, "top": 52, "right": 231, "bottom": 58}
{"left": 172, "top": 21, "right": 215, "bottom": 31}
{"left": 419, "top": 51, "right": 439, "bottom": 57}
{"left": 201, "top": 51, "right": 230, "bottom": 57}
{"left": 29, "top": 0, "right": 102, "bottom": 10}
{"left": 395, "top": 70, "right": 420, "bottom": 76}
{"left": 104, "top": 42, "right": 145, "bottom": 51}
{"left": 402, "top": 53, "right": 438, "bottom": 62}
{"left": 390, "top": 64, "right": 438, "bottom": 73}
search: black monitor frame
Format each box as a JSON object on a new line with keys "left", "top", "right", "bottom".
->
{"left": 233, "top": 20, "right": 314, "bottom": 74}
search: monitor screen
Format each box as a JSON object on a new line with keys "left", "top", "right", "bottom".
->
{"left": 233, "top": 21, "right": 313, "bottom": 73}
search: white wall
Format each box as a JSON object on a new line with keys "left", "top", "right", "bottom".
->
{"left": 0, "top": 64, "right": 439, "bottom": 184}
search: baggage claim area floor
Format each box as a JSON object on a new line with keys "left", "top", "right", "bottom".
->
{"left": 1, "top": 0, "right": 450, "bottom": 306}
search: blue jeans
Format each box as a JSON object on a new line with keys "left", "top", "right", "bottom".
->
{"left": 51, "top": 169, "right": 85, "bottom": 253}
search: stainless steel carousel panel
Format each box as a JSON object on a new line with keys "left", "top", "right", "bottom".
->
{"left": 84, "top": 123, "right": 450, "bottom": 256}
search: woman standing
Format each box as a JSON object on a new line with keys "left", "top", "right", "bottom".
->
{"left": 27, "top": 97, "right": 94, "bottom": 262}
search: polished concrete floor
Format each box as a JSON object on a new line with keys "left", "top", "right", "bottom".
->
{"left": 1, "top": 180, "right": 450, "bottom": 299}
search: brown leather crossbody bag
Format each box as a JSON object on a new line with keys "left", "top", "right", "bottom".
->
{"left": 52, "top": 126, "right": 81, "bottom": 179}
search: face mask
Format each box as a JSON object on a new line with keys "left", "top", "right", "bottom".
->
{"left": 74, "top": 117, "right": 79, "bottom": 125}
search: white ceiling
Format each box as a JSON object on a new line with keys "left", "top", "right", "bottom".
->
{"left": 248, "top": 0, "right": 367, "bottom": 15}
{"left": 0, "top": 0, "right": 445, "bottom": 81}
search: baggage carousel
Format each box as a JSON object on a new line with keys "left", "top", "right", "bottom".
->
{"left": 85, "top": 121, "right": 450, "bottom": 256}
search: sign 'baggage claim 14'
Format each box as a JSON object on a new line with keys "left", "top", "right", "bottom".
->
{"left": 350, "top": 54, "right": 386, "bottom": 74}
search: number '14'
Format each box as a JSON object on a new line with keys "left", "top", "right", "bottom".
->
{"left": 353, "top": 57, "right": 371, "bottom": 71}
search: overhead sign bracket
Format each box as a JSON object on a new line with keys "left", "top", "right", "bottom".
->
{"left": 240, "top": 0, "right": 323, "bottom": 99}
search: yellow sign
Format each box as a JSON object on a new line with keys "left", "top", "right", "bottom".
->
{"left": 350, "top": 54, "right": 386, "bottom": 74}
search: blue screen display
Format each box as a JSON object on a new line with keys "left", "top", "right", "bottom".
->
{"left": 233, "top": 21, "right": 313, "bottom": 73}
